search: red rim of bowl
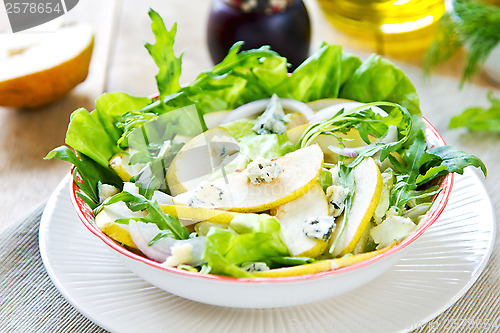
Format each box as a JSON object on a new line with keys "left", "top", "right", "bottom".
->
{"left": 70, "top": 117, "right": 453, "bottom": 284}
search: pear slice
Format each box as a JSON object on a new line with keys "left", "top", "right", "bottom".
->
{"left": 287, "top": 124, "right": 370, "bottom": 164}
{"left": 0, "top": 23, "right": 94, "bottom": 108}
{"left": 203, "top": 110, "right": 230, "bottom": 129}
{"left": 330, "top": 157, "right": 383, "bottom": 257}
{"left": 286, "top": 112, "right": 308, "bottom": 130}
{"left": 159, "top": 204, "right": 237, "bottom": 225}
{"left": 306, "top": 98, "right": 354, "bottom": 112}
{"left": 253, "top": 242, "right": 396, "bottom": 277}
{"left": 109, "top": 150, "right": 146, "bottom": 182}
{"left": 275, "top": 182, "right": 330, "bottom": 258}
{"left": 94, "top": 201, "right": 147, "bottom": 250}
{"left": 166, "top": 127, "right": 239, "bottom": 196}
{"left": 173, "top": 145, "right": 324, "bottom": 213}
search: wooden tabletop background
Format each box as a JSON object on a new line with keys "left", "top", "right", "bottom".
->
{"left": 0, "top": 0, "right": 498, "bottom": 233}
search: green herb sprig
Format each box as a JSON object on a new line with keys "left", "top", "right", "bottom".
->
{"left": 424, "top": 0, "right": 500, "bottom": 85}
{"left": 449, "top": 92, "right": 500, "bottom": 131}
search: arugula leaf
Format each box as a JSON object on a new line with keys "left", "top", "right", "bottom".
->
{"left": 299, "top": 102, "right": 412, "bottom": 168}
{"left": 418, "top": 145, "right": 487, "bottom": 183}
{"left": 394, "top": 129, "right": 428, "bottom": 187}
{"left": 145, "top": 9, "right": 182, "bottom": 100}
{"left": 389, "top": 130, "right": 428, "bottom": 208}
{"left": 389, "top": 130, "right": 486, "bottom": 209}
{"left": 449, "top": 92, "right": 500, "bottom": 132}
{"left": 106, "top": 191, "right": 190, "bottom": 240}
{"left": 183, "top": 43, "right": 288, "bottom": 113}
{"left": 44, "top": 146, "right": 123, "bottom": 209}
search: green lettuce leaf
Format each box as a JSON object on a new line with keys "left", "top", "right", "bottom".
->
{"left": 282, "top": 43, "right": 343, "bottom": 101}
{"left": 93, "top": 92, "right": 151, "bottom": 143}
{"left": 239, "top": 133, "right": 295, "bottom": 161}
{"left": 203, "top": 215, "right": 289, "bottom": 277}
{"left": 220, "top": 118, "right": 255, "bottom": 139}
{"left": 339, "top": 54, "right": 421, "bottom": 116}
{"left": 65, "top": 108, "right": 121, "bottom": 168}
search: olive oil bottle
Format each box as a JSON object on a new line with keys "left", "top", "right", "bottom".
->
{"left": 316, "top": 0, "right": 446, "bottom": 58}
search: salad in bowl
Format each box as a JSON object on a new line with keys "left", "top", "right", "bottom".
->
{"left": 46, "top": 10, "right": 486, "bottom": 307}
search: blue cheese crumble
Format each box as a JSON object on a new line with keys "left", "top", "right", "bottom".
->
{"left": 303, "top": 216, "right": 336, "bottom": 241}
{"left": 326, "top": 185, "right": 349, "bottom": 218}
{"left": 241, "top": 262, "right": 270, "bottom": 272}
{"left": 246, "top": 157, "right": 285, "bottom": 184}
{"left": 187, "top": 181, "right": 224, "bottom": 208}
{"left": 252, "top": 94, "right": 290, "bottom": 135}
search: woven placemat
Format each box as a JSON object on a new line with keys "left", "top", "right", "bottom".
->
{"left": 0, "top": 204, "right": 498, "bottom": 333}
{"left": 0, "top": 204, "right": 107, "bottom": 333}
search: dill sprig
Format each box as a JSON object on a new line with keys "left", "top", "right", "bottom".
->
{"left": 424, "top": 0, "right": 500, "bottom": 86}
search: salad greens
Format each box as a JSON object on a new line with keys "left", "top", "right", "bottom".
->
{"left": 449, "top": 92, "right": 500, "bottom": 132}
{"left": 204, "top": 215, "right": 289, "bottom": 277}
{"left": 45, "top": 9, "right": 487, "bottom": 278}
{"left": 106, "top": 191, "right": 190, "bottom": 241}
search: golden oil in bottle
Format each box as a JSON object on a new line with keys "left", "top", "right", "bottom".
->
{"left": 316, "top": 0, "right": 447, "bottom": 58}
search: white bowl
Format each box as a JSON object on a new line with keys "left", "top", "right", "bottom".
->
{"left": 70, "top": 118, "right": 453, "bottom": 309}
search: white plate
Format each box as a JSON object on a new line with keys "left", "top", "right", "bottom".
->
{"left": 39, "top": 169, "right": 495, "bottom": 333}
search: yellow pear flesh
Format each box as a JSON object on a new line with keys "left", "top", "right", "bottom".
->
{"left": 109, "top": 151, "right": 146, "bottom": 182}
{"left": 253, "top": 242, "right": 395, "bottom": 277}
{"left": 0, "top": 24, "right": 94, "bottom": 108}
{"left": 203, "top": 110, "right": 230, "bottom": 129}
{"left": 159, "top": 204, "right": 237, "bottom": 225}
{"left": 173, "top": 145, "right": 324, "bottom": 213}
{"left": 275, "top": 182, "right": 330, "bottom": 258}
{"left": 331, "top": 157, "right": 382, "bottom": 257}
{"left": 94, "top": 201, "right": 147, "bottom": 250}
{"left": 166, "top": 127, "right": 237, "bottom": 196}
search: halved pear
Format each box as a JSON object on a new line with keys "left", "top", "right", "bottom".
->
{"left": 173, "top": 145, "right": 324, "bottom": 213}
{"left": 159, "top": 204, "right": 237, "bottom": 225}
{"left": 275, "top": 182, "right": 330, "bottom": 258}
{"left": 94, "top": 201, "right": 147, "bottom": 250}
{"left": 330, "top": 157, "right": 382, "bottom": 257}
{"left": 253, "top": 242, "right": 396, "bottom": 277}
{"left": 0, "top": 23, "right": 94, "bottom": 108}
{"left": 166, "top": 127, "right": 238, "bottom": 196}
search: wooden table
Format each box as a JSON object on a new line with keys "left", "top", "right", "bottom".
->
{"left": 1, "top": 0, "right": 499, "bottom": 331}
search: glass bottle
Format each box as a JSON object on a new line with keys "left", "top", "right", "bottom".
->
{"left": 316, "top": 0, "right": 447, "bottom": 58}
{"left": 207, "top": 0, "right": 311, "bottom": 70}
